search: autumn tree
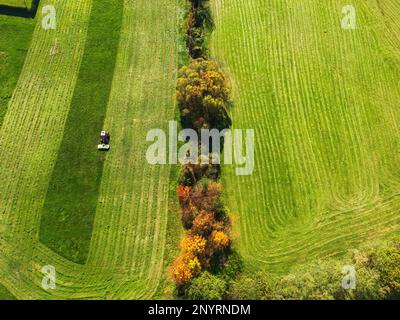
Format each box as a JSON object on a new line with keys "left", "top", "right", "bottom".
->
{"left": 176, "top": 59, "right": 231, "bottom": 132}
{"left": 211, "top": 230, "right": 231, "bottom": 251}
{"left": 171, "top": 0, "right": 233, "bottom": 296}
{"left": 181, "top": 203, "right": 199, "bottom": 229}
{"left": 177, "top": 185, "right": 191, "bottom": 204}
{"left": 170, "top": 252, "right": 201, "bottom": 286}
{"left": 192, "top": 211, "right": 215, "bottom": 236}
{"left": 181, "top": 234, "right": 207, "bottom": 256}
{"left": 179, "top": 158, "right": 220, "bottom": 186}
{"left": 190, "top": 179, "right": 222, "bottom": 213}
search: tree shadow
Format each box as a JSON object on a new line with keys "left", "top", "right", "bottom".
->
{"left": 0, "top": 0, "right": 40, "bottom": 19}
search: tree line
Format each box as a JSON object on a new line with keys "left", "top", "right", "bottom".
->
{"left": 169, "top": 0, "right": 235, "bottom": 297}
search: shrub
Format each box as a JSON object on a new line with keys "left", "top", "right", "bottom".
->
{"left": 185, "top": 1, "right": 213, "bottom": 58}
{"left": 218, "top": 250, "right": 243, "bottom": 283}
{"left": 187, "top": 271, "right": 226, "bottom": 300}
{"left": 177, "top": 185, "right": 191, "bottom": 203}
{"left": 179, "top": 161, "right": 220, "bottom": 187}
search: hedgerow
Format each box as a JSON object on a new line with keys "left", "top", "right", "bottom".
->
{"left": 170, "top": 0, "right": 234, "bottom": 297}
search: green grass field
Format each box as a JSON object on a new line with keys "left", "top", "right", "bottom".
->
{"left": 1, "top": 0, "right": 400, "bottom": 299}
{"left": 0, "top": 0, "right": 182, "bottom": 299}
{"left": 0, "top": 13, "right": 35, "bottom": 126}
{"left": 0, "top": 284, "right": 16, "bottom": 300}
{"left": 211, "top": 0, "right": 400, "bottom": 273}
{"left": 39, "top": 0, "right": 124, "bottom": 265}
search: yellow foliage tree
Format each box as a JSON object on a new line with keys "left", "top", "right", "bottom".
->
{"left": 170, "top": 252, "right": 201, "bottom": 286}
{"left": 176, "top": 58, "right": 231, "bottom": 131}
{"left": 211, "top": 230, "right": 231, "bottom": 251}
{"left": 181, "top": 234, "right": 207, "bottom": 255}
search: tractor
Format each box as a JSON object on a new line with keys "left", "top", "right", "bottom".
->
{"left": 98, "top": 131, "right": 110, "bottom": 151}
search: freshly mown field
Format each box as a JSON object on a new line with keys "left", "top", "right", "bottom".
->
{"left": 39, "top": 0, "right": 124, "bottom": 265}
{"left": 0, "top": 13, "right": 35, "bottom": 126}
{"left": 0, "top": 11, "right": 36, "bottom": 299}
{"left": 0, "top": 284, "right": 15, "bottom": 300}
{"left": 3, "top": 0, "right": 399, "bottom": 300}
{"left": 0, "top": 0, "right": 182, "bottom": 299}
{"left": 211, "top": 0, "right": 400, "bottom": 273}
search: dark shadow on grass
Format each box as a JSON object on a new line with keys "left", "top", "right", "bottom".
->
{"left": 0, "top": 0, "right": 40, "bottom": 18}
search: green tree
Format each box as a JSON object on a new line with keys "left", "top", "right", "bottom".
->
{"left": 227, "top": 252, "right": 389, "bottom": 300}
{"left": 228, "top": 272, "right": 278, "bottom": 300}
{"left": 368, "top": 245, "right": 400, "bottom": 299}
{"left": 187, "top": 272, "right": 227, "bottom": 300}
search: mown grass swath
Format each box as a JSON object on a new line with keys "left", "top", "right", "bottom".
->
{"left": 0, "top": 0, "right": 182, "bottom": 299}
{"left": 210, "top": 0, "right": 400, "bottom": 273}
{"left": 0, "top": 12, "right": 35, "bottom": 127}
{"left": 0, "top": 0, "right": 93, "bottom": 298}
{"left": 0, "top": 284, "right": 16, "bottom": 300}
{"left": 85, "top": 0, "right": 183, "bottom": 298}
{"left": 39, "top": 0, "right": 123, "bottom": 264}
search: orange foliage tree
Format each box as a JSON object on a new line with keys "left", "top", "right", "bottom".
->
{"left": 191, "top": 211, "right": 215, "bottom": 236}
{"left": 177, "top": 185, "right": 191, "bottom": 203}
{"left": 169, "top": 252, "right": 201, "bottom": 286}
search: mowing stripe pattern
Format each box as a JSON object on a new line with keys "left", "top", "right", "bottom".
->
{"left": 0, "top": 13, "right": 36, "bottom": 128}
{"left": 86, "top": 0, "right": 182, "bottom": 298}
{"left": 0, "top": 0, "right": 182, "bottom": 299}
{"left": 0, "top": 0, "right": 92, "bottom": 296}
{"left": 211, "top": 0, "right": 400, "bottom": 273}
{"left": 39, "top": 0, "right": 124, "bottom": 265}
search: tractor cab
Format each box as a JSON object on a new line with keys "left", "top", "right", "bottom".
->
{"left": 98, "top": 130, "right": 110, "bottom": 151}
